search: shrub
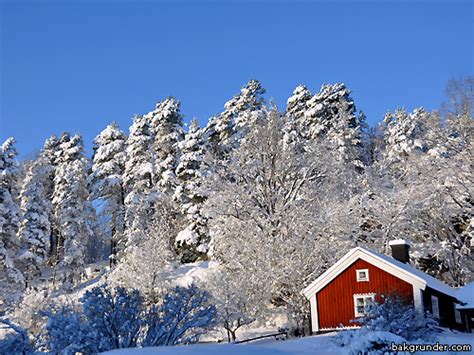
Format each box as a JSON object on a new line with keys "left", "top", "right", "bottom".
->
{"left": 355, "top": 296, "right": 438, "bottom": 341}
{"left": 0, "top": 319, "right": 35, "bottom": 355}
{"left": 40, "top": 284, "right": 216, "bottom": 353}
{"left": 336, "top": 296, "right": 438, "bottom": 354}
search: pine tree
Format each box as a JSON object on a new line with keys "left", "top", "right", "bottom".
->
{"left": 296, "top": 83, "right": 366, "bottom": 166}
{"left": 52, "top": 133, "right": 94, "bottom": 283}
{"left": 0, "top": 138, "right": 25, "bottom": 287}
{"left": 205, "top": 79, "right": 265, "bottom": 157}
{"left": 286, "top": 84, "right": 312, "bottom": 121}
{"left": 174, "top": 118, "right": 209, "bottom": 262}
{"left": 90, "top": 123, "right": 127, "bottom": 266}
{"left": 123, "top": 115, "right": 155, "bottom": 250}
{"left": 17, "top": 156, "right": 53, "bottom": 275}
{"left": 380, "top": 107, "right": 429, "bottom": 168}
{"left": 39, "top": 135, "right": 60, "bottom": 259}
{"left": 146, "top": 97, "right": 184, "bottom": 194}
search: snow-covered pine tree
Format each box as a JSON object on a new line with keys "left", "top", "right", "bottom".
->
{"left": 146, "top": 97, "right": 184, "bottom": 194}
{"left": 0, "top": 138, "right": 25, "bottom": 290}
{"left": 52, "top": 133, "right": 94, "bottom": 283}
{"left": 286, "top": 84, "right": 312, "bottom": 121}
{"left": 38, "top": 135, "right": 60, "bottom": 259}
{"left": 174, "top": 118, "right": 209, "bottom": 262}
{"left": 90, "top": 122, "right": 127, "bottom": 266}
{"left": 298, "top": 83, "right": 367, "bottom": 167}
{"left": 17, "top": 155, "right": 53, "bottom": 276}
{"left": 380, "top": 107, "right": 429, "bottom": 171}
{"left": 123, "top": 115, "right": 155, "bottom": 251}
{"left": 205, "top": 79, "right": 265, "bottom": 157}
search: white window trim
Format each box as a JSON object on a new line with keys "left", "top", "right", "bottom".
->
{"left": 356, "top": 269, "right": 369, "bottom": 282}
{"left": 431, "top": 295, "right": 440, "bottom": 319}
{"left": 353, "top": 293, "right": 375, "bottom": 317}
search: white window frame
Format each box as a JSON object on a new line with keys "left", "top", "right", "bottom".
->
{"left": 356, "top": 269, "right": 369, "bottom": 282}
{"left": 353, "top": 293, "right": 375, "bottom": 317}
{"left": 455, "top": 309, "right": 462, "bottom": 324}
{"left": 431, "top": 295, "right": 440, "bottom": 318}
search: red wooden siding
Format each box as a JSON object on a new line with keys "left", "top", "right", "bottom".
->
{"left": 316, "top": 258, "right": 414, "bottom": 329}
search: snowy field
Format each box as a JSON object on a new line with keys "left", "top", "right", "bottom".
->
{"left": 105, "top": 331, "right": 474, "bottom": 355}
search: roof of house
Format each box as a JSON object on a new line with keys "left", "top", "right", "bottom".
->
{"left": 456, "top": 282, "right": 474, "bottom": 310}
{"left": 302, "top": 247, "right": 458, "bottom": 300}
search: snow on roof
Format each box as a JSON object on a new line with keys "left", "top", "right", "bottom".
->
{"left": 302, "top": 247, "right": 458, "bottom": 299}
{"left": 456, "top": 282, "right": 474, "bottom": 310}
{"left": 388, "top": 239, "right": 412, "bottom": 247}
{"left": 366, "top": 248, "right": 457, "bottom": 298}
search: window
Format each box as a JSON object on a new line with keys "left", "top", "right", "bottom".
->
{"left": 353, "top": 293, "right": 375, "bottom": 317}
{"left": 356, "top": 269, "right": 369, "bottom": 282}
{"left": 431, "top": 295, "right": 440, "bottom": 318}
{"left": 455, "top": 309, "right": 462, "bottom": 324}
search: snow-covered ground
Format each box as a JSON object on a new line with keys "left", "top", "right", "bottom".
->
{"left": 105, "top": 333, "right": 339, "bottom": 355}
{"left": 105, "top": 330, "right": 474, "bottom": 355}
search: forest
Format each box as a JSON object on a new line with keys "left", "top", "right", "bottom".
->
{"left": 0, "top": 76, "right": 472, "bottom": 352}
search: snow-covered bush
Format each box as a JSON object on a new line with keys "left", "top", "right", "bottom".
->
{"left": 143, "top": 284, "right": 217, "bottom": 346}
{"left": 355, "top": 296, "right": 438, "bottom": 341}
{"left": 336, "top": 327, "right": 407, "bottom": 355}
{"left": 40, "top": 306, "right": 97, "bottom": 354}
{"left": 39, "top": 284, "right": 216, "bottom": 352}
{"left": 336, "top": 296, "right": 438, "bottom": 354}
{"left": 81, "top": 285, "right": 143, "bottom": 351}
{"left": 0, "top": 318, "right": 35, "bottom": 355}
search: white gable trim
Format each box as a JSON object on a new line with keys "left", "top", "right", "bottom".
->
{"left": 302, "top": 247, "right": 427, "bottom": 300}
{"left": 310, "top": 295, "right": 319, "bottom": 332}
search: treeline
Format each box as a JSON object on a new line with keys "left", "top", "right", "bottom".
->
{"left": 0, "top": 77, "right": 472, "bottom": 330}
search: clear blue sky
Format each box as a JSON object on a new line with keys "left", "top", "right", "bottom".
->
{"left": 1, "top": 0, "right": 473, "bottom": 158}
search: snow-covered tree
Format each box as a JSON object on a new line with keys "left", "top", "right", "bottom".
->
{"left": 286, "top": 84, "right": 312, "bottom": 121}
{"left": 51, "top": 133, "right": 94, "bottom": 283}
{"left": 379, "top": 108, "right": 430, "bottom": 170}
{"left": 17, "top": 156, "right": 52, "bottom": 276}
{"left": 174, "top": 118, "right": 209, "bottom": 262}
{"left": 123, "top": 115, "right": 155, "bottom": 251}
{"left": 295, "top": 83, "right": 367, "bottom": 167}
{"left": 109, "top": 197, "right": 177, "bottom": 291}
{"left": 205, "top": 109, "right": 352, "bottom": 332}
{"left": 146, "top": 97, "right": 184, "bottom": 194}
{"left": 0, "top": 138, "right": 25, "bottom": 291}
{"left": 90, "top": 122, "right": 127, "bottom": 265}
{"left": 37, "top": 135, "right": 60, "bottom": 260}
{"left": 205, "top": 79, "right": 265, "bottom": 157}
{"left": 206, "top": 269, "right": 258, "bottom": 342}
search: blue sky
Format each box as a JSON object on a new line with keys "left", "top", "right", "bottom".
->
{"left": 1, "top": 0, "right": 473, "bottom": 158}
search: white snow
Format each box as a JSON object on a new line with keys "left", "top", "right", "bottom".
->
{"left": 103, "top": 330, "right": 474, "bottom": 355}
{"left": 104, "top": 333, "right": 340, "bottom": 355}
{"left": 456, "top": 282, "right": 474, "bottom": 310}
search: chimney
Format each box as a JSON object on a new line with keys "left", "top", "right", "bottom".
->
{"left": 389, "top": 239, "right": 411, "bottom": 263}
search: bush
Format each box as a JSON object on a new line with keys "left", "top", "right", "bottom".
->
{"left": 336, "top": 327, "right": 407, "bottom": 355}
{"left": 143, "top": 284, "right": 217, "bottom": 346}
{"left": 336, "top": 296, "right": 438, "bottom": 354}
{"left": 40, "top": 284, "right": 216, "bottom": 353}
{"left": 355, "top": 296, "right": 438, "bottom": 341}
{"left": 0, "top": 319, "right": 35, "bottom": 355}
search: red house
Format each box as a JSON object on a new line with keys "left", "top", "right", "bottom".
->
{"left": 302, "top": 240, "right": 470, "bottom": 333}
